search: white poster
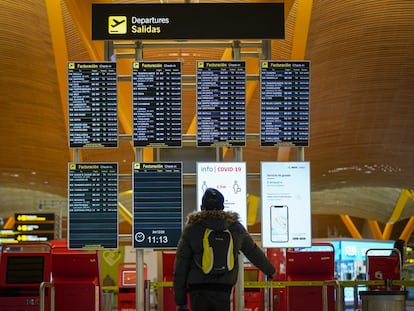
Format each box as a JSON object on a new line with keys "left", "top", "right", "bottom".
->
{"left": 196, "top": 162, "right": 247, "bottom": 228}
{"left": 261, "top": 162, "right": 311, "bottom": 248}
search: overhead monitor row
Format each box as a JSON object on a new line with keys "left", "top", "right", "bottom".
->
{"left": 67, "top": 161, "right": 311, "bottom": 251}
{"left": 68, "top": 61, "right": 310, "bottom": 149}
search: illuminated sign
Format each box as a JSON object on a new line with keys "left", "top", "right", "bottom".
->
{"left": 92, "top": 3, "right": 285, "bottom": 40}
{"left": 132, "top": 61, "right": 182, "bottom": 147}
{"left": 133, "top": 162, "right": 182, "bottom": 249}
{"left": 197, "top": 61, "right": 246, "bottom": 147}
{"left": 196, "top": 162, "right": 247, "bottom": 228}
{"left": 260, "top": 61, "right": 310, "bottom": 147}
{"left": 67, "top": 62, "right": 118, "bottom": 148}
{"left": 261, "top": 162, "right": 311, "bottom": 248}
{"left": 16, "top": 234, "right": 55, "bottom": 242}
{"left": 68, "top": 162, "right": 118, "bottom": 249}
{"left": 13, "top": 213, "right": 56, "bottom": 243}
{"left": 15, "top": 213, "right": 55, "bottom": 222}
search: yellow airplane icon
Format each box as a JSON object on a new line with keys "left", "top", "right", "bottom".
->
{"left": 108, "top": 16, "right": 127, "bottom": 34}
{"left": 111, "top": 19, "right": 125, "bottom": 28}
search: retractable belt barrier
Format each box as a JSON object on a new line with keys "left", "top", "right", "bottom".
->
{"left": 148, "top": 279, "right": 387, "bottom": 289}
{"left": 144, "top": 279, "right": 414, "bottom": 311}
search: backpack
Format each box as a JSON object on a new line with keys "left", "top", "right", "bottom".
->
{"left": 201, "top": 228, "right": 235, "bottom": 274}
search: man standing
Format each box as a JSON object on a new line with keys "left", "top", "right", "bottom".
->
{"left": 173, "top": 188, "right": 275, "bottom": 311}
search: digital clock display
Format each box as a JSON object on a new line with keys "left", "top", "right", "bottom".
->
{"left": 134, "top": 230, "right": 170, "bottom": 245}
{"left": 146, "top": 235, "right": 168, "bottom": 244}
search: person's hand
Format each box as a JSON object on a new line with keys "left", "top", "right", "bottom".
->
{"left": 176, "top": 305, "right": 189, "bottom": 311}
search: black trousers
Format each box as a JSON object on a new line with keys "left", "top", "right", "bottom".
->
{"left": 189, "top": 289, "right": 231, "bottom": 311}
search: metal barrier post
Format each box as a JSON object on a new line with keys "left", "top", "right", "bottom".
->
{"left": 336, "top": 281, "right": 344, "bottom": 311}
{"left": 145, "top": 280, "right": 151, "bottom": 311}
{"left": 263, "top": 276, "right": 272, "bottom": 311}
{"left": 323, "top": 280, "right": 344, "bottom": 311}
{"left": 269, "top": 278, "right": 273, "bottom": 311}
{"left": 39, "top": 282, "right": 55, "bottom": 311}
{"left": 322, "top": 283, "right": 327, "bottom": 311}
{"left": 353, "top": 283, "right": 359, "bottom": 310}
{"left": 234, "top": 254, "right": 245, "bottom": 311}
{"left": 102, "top": 289, "right": 114, "bottom": 311}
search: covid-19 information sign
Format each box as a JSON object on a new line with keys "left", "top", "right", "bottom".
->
{"left": 196, "top": 162, "right": 247, "bottom": 228}
{"left": 261, "top": 162, "right": 311, "bottom": 248}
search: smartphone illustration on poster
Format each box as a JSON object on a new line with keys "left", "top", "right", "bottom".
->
{"left": 270, "top": 205, "right": 289, "bottom": 242}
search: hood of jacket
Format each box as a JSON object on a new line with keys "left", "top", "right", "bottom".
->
{"left": 186, "top": 210, "right": 239, "bottom": 231}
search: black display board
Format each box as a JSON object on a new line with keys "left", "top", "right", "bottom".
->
{"left": 133, "top": 162, "right": 182, "bottom": 249}
{"left": 196, "top": 61, "right": 246, "bottom": 147}
{"left": 14, "top": 213, "right": 55, "bottom": 242}
{"left": 132, "top": 61, "right": 182, "bottom": 147}
{"left": 68, "top": 163, "right": 118, "bottom": 249}
{"left": 15, "top": 213, "right": 55, "bottom": 222}
{"left": 68, "top": 62, "right": 118, "bottom": 148}
{"left": 260, "top": 61, "right": 310, "bottom": 147}
{"left": 92, "top": 3, "right": 284, "bottom": 40}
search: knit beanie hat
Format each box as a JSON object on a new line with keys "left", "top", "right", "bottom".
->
{"left": 201, "top": 188, "right": 225, "bottom": 211}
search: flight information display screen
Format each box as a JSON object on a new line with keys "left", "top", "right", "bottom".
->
{"left": 68, "top": 162, "right": 118, "bottom": 249}
{"left": 67, "top": 62, "right": 118, "bottom": 148}
{"left": 14, "top": 213, "right": 55, "bottom": 243}
{"left": 196, "top": 61, "right": 246, "bottom": 147}
{"left": 132, "top": 61, "right": 182, "bottom": 147}
{"left": 260, "top": 61, "right": 310, "bottom": 147}
{"left": 133, "top": 162, "right": 182, "bottom": 249}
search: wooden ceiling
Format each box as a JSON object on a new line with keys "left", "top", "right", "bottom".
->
{"left": 0, "top": 0, "right": 413, "bottom": 239}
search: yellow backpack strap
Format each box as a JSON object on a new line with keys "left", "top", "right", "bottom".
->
{"left": 202, "top": 228, "right": 213, "bottom": 273}
{"left": 226, "top": 229, "right": 234, "bottom": 271}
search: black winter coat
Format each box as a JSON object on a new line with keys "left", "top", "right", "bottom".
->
{"left": 173, "top": 210, "right": 276, "bottom": 306}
